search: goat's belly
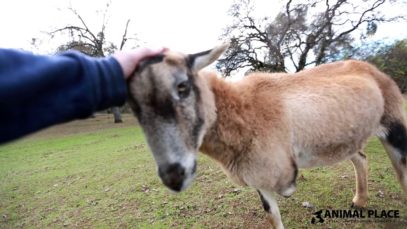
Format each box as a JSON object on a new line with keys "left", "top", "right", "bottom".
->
{"left": 292, "top": 118, "right": 378, "bottom": 168}
{"left": 288, "top": 77, "right": 384, "bottom": 168}
{"left": 294, "top": 144, "right": 360, "bottom": 168}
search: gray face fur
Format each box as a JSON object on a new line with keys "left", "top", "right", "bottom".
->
{"left": 127, "top": 45, "right": 228, "bottom": 192}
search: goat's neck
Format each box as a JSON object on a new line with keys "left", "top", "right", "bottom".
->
{"left": 199, "top": 75, "right": 256, "bottom": 171}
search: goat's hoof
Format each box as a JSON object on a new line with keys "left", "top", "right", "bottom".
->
{"left": 350, "top": 202, "right": 366, "bottom": 209}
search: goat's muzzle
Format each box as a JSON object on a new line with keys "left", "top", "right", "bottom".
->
{"left": 158, "top": 162, "right": 188, "bottom": 192}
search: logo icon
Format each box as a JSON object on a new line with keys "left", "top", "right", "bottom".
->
{"left": 311, "top": 210, "right": 324, "bottom": 224}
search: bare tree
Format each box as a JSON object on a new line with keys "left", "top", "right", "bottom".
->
{"left": 51, "top": 2, "right": 136, "bottom": 123}
{"left": 218, "top": 0, "right": 404, "bottom": 76}
{"left": 363, "top": 39, "right": 407, "bottom": 93}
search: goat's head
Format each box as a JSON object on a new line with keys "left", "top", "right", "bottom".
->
{"left": 127, "top": 44, "right": 228, "bottom": 192}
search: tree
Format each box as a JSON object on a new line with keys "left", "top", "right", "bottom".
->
{"left": 366, "top": 40, "right": 407, "bottom": 93}
{"left": 218, "top": 0, "right": 403, "bottom": 76}
{"left": 51, "top": 2, "right": 136, "bottom": 123}
{"left": 333, "top": 38, "right": 407, "bottom": 92}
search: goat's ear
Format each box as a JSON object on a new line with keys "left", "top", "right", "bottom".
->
{"left": 188, "top": 43, "right": 229, "bottom": 72}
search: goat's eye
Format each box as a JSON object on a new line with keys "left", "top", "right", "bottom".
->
{"left": 177, "top": 81, "right": 191, "bottom": 98}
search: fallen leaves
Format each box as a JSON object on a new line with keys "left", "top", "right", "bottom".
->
{"left": 140, "top": 184, "right": 158, "bottom": 193}
{"left": 302, "top": 201, "right": 314, "bottom": 208}
{"left": 377, "top": 190, "right": 385, "bottom": 198}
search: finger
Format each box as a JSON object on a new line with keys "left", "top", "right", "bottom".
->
{"left": 134, "top": 47, "right": 167, "bottom": 62}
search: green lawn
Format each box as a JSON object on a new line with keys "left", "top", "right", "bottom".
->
{"left": 1, "top": 114, "right": 406, "bottom": 228}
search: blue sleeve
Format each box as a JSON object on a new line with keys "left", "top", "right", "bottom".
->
{"left": 0, "top": 49, "right": 128, "bottom": 143}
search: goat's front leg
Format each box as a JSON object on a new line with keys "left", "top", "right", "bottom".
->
{"left": 257, "top": 189, "right": 284, "bottom": 229}
{"left": 350, "top": 151, "right": 368, "bottom": 208}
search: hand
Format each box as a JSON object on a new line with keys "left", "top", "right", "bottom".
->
{"left": 113, "top": 47, "right": 166, "bottom": 79}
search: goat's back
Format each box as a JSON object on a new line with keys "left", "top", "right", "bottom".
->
{"left": 237, "top": 60, "right": 396, "bottom": 167}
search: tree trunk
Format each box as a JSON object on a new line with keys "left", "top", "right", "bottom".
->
{"left": 112, "top": 107, "right": 123, "bottom": 123}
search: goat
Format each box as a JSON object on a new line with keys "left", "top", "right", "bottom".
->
{"left": 127, "top": 44, "right": 407, "bottom": 228}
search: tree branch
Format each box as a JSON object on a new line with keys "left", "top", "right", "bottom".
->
{"left": 119, "top": 19, "right": 131, "bottom": 50}
{"left": 335, "top": 0, "right": 386, "bottom": 40}
{"left": 50, "top": 26, "right": 97, "bottom": 46}
{"left": 68, "top": 7, "right": 99, "bottom": 42}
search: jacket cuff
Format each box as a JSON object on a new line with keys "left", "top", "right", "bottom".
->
{"left": 93, "top": 56, "right": 128, "bottom": 111}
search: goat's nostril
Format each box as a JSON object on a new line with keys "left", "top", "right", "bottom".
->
{"left": 158, "top": 163, "right": 186, "bottom": 192}
{"left": 166, "top": 163, "right": 185, "bottom": 177}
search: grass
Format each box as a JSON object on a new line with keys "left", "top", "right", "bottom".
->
{"left": 1, "top": 114, "right": 407, "bottom": 228}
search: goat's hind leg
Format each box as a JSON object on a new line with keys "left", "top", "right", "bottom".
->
{"left": 350, "top": 151, "right": 368, "bottom": 208}
{"left": 257, "top": 189, "right": 284, "bottom": 229}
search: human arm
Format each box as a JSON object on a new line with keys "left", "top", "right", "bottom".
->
{"left": 0, "top": 48, "right": 164, "bottom": 143}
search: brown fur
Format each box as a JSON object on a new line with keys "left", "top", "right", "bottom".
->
{"left": 129, "top": 46, "right": 407, "bottom": 228}
{"left": 196, "top": 60, "right": 406, "bottom": 228}
{"left": 199, "top": 60, "right": 404, "bottom": 185}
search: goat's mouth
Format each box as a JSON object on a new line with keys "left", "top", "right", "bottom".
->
{"left": 158, "top": 160, "right": 197, "bottom": 192}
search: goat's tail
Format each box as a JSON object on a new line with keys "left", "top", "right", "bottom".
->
{"left": 380, "top": 122, "right": 407, "bottom": 193}
{"left": 374, "top": 68, "right": 407, "bottom": 193}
